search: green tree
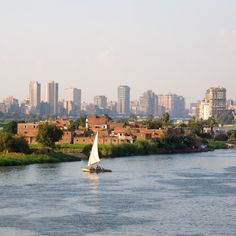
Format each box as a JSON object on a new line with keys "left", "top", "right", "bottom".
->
{"left": 3, "top": 120, "right": 18, "bottom": 134}
{"left": 188, "top": 119, "right": 204, "bottom": 136}
{"left": 0, "top": 131, "right": 13, "bottom": 152}
{"left": 226, "top": 130, "right": 236, "bottom": 140}
{"left": 122, "top": 119, "right": 129, "bottom": 128}
{"left": 0, "top": 131, "right": 29, "bottom": 153}
{"left": 205, "top": 117, "right": 218, "bottom": 134}
{"left": 214, "top": 133, "right": 228, "bottom": 141}
{"left": 161, "top": 112, "right": 170, "bottom": 126}
{"left": 36, "top": 123, "right": 63, "bottom": 148}
{"left": 8, "top": 136, "right": 30, "bottom": 153}
{"left": 147, "top": 119, "right": 162, "bottom": 129}
{"left": 3, "top": 120, "right": 26, "bottom": 134}
{"left": 216, "top": 111, "right": 234, "bottom": 125}
{"left": 69, "top": 117, "right": 86, "bottom": 130}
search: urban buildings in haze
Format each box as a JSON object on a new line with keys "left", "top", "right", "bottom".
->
{"left": 0, "top": 80, "right": 233, "bottom": 121}
{"left": 157, "top": 94, "right": 186, "bottom": 118}
{"left": 117, "top": 85, "right": 130, "bottom": 116}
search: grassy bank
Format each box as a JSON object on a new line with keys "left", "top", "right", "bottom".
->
{"left": 30, "top": 143, "right": 87, "bottom": 150}
{"left": 31, "top": 139, "right": 229, "bottom": 161}
{"left": 81, "top": 141, "right": 202, "bottom": 159}
{"left": 207, "top": 140, "right": 228, "bottom": 150}
{"left": 0, "top": 152, "right": 81, "bottom": 166}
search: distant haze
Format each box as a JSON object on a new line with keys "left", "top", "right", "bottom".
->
{"left": 0, "top": 0, "right": 236, "bottom": 104}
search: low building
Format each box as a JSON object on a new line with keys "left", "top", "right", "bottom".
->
{"left": 17, "top": 123, "right": 40, "bottom": 144}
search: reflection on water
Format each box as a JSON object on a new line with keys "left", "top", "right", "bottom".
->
{"left": 86, "top": 173, "right": 100, "bottom": 192}
{"left": 0, "top": 150, "right": 235, "bottom": 235}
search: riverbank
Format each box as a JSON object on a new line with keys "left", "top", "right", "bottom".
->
{"left": 3, "top": 140, "right": 228, "bottom": 167}
{"left": 61, "top": 140, "right": 229, "bottom": 159}
{"left": 0, "top": 152, "right": 81, "bottom": 166}
{"left": 207, "top": 140, "right": 228, "bottom": 150}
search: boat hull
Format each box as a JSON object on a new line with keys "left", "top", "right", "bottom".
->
{"left": 82, "top": 168, "right": 112, "bottom": 173}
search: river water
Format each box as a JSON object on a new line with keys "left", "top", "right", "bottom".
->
{"left": 0, "top": 150, "right": 236, "bottom": 236}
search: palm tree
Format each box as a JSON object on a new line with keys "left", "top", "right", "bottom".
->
{"left": 205, "top": 117, "right": 218, "bottom": 135}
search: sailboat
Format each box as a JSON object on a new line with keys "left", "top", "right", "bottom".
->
{"left": 82, "top": 132, "right": 112, "bottom": 173}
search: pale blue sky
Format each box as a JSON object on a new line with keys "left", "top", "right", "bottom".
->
{"left": 0, "top": 0, "right": 235, "bottom": 104}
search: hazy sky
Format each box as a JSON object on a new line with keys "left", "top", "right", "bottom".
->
{"left": 0, "top": 0, "right": 235, "bottom": 105}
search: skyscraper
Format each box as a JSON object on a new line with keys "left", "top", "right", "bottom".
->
{"left": 45, "top": 81, "right": 59, "bottom": 115}
{"left": 29, "top": 81, "right": 41, "bottom": 113}
{"left": 94, "top": 95, "right": 107, "bottom": 109}
{"left": 139, "top": 90, "right": 157, "bottom": 116}
{"left": 204, "top": 87, "right": 226, "bottom": 118}
{"left": 64, "top": 88, "right": 81, "bottom": 106}
{"left": 64, "top": 88, "right": 81, "bottom": 116}
{"left": 117, "top": 85, "right": 130, "bottom": 116}
{"left": 158, "top": 93, "right": 186, "bottom": 118}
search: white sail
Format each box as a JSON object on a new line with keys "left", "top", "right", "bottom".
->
{"left": 88, "top": 132, "right": 100, "bottom": 166}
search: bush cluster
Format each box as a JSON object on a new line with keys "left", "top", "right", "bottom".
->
{"left": 0, "top": 131, "right": 30, "bottom": 153}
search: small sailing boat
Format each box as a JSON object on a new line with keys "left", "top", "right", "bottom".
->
{"left": 82, "top": 132, "right": 112, "bottom": 173}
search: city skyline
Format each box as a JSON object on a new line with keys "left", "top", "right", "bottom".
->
{"left": 0, "top": 1, "right": 236, "bottom": 103}
{"left": 0, "top": 79, "right": 234, "bottom": 122}
{"left": 0, "top": 80, "right": 235, "bottom": 106}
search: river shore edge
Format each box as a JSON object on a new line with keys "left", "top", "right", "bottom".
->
{"left": 0, "top": 140, "right": 229, "bottom": 166}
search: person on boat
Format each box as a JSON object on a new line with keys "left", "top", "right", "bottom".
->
{"left": 96, "top": 165, "right": 101, "bottom": 170}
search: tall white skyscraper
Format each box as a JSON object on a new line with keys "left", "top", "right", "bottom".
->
{"left": 29, "top": 81, "right": 41, "bottom": 112}
{"left": 117, "top": 85, "right": 130, "bottom": 116}
{"left": 45, "top": 81, "right": 59, "bottom": 115}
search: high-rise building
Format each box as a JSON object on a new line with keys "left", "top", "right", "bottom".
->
{"left": 45, "top": 81, "right": 59, "bottom": 115}
{"left": 3, "top": 96, "right": 20, "bottom": 114}
{"left": 130, "top": 100, "right": 140, "bottom": 115}
{"left": 94, "top": 95, "right": 107, "bottom": 109}
{"left": 189, "top": 103, "right": 197, "bottom": 117}
{"left": 204, "top": 87, "right": 226, "bottom": 118}
{"left": 29, "top": 81, "right": 41, "bottom": 113}
{"left": 64, "top": 88, "right": 81, "bottom": 116}
{"left": 197, "top": 100, "right": 210, "bottom": 120}
{"left": 64, "top": 88, "right": 81, "bottom": 106}
{"left": 0, "top": 103, "right": 6, "bottom": 113}
{"left": 139, "top": 90, "right": 157, "bottom": 116}
{"left": 107, "top": 101, "right": 117, "bottom": 117}
{"left": 157, "top": 93, "right": 186, "bottom": 118}
{"left": 117, "top": 85, "right": 130, "bottom": 116}
{"left": 196, "top": 87, "right": 227, "bottom": 120}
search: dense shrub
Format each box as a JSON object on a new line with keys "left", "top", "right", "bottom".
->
{"left": 0, "top": 152, "right": 81, "bottom": 166}
{"left": 36, "top": 123, "right": 63, "bottom": 148}
{"left": 0, "top": 131, "right": 30, "bottom": 153}
{"left": 9, "top": 136, "right": 31, "bottom": 154}
{"left": 226, "top": 130, "right": 236, "bottom": 140}
{"left": 214, "top": 133, "right": 228, "bottom": 141}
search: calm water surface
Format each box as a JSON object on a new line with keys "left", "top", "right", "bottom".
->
{"left": 0, "top": 150, "right": 236, "bottom": 236}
